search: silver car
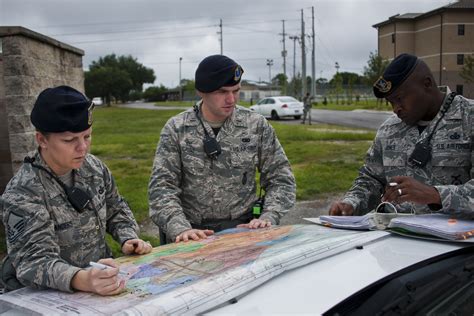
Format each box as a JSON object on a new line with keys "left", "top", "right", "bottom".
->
{"left": 250, "top": 96, "right": 304, "bottom": 120}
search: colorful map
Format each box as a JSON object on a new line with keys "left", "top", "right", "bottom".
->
{"left": 0, "top": 225, "right": 387, "bottom": 315}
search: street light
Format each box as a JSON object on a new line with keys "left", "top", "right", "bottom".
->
{"left": 266, "top": 59, "right": 274, "bottom": 84}
{"left": 289, "top": 35, "right": 299, "bottom": 96}
{"left": 335, "top": 62, "right": 340, "bottom": 104}
{"left": 179, "top": 57, "right": 183, "bottom": 101}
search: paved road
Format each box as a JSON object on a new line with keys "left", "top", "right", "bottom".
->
{"left": 313, "top": 109, "right": 392, "bottom": 130}
{"left": 277, "top": 109, "right": 392, "bottom": 130}
{"left": 117, "top": 102, "right": 187, "bottom": 111}
{"left": 117, "top": 102, "right": 393, "bottom": 130}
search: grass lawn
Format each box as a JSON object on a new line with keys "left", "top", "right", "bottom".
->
{"left": 0, "top": 107, "right": 375, "bottom": 256}
{"left": 154, "top": 99, "right": 392, "bottom": 111}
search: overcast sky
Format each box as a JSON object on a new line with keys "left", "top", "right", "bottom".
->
{"left": 1, "top": 0, "right": 452, "bottom": 88}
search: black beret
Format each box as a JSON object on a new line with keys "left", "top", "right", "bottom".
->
{"left": 373, "top": 53, "right": 419, "bottom": 98}
{"left": 195, "top": 55, "right": 244, "bottom": 93}
{"left": 31, "top": 85, "right": 93, "bottom": 133}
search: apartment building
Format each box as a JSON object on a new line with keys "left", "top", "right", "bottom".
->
{"left": 373, "top": 0, "right": 474, "bottom": 98}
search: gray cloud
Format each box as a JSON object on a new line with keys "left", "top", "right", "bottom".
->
{"left": 1, "top": 0, "right": 451, "bottom": 87}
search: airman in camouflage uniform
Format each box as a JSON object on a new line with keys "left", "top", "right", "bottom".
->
{"left": 1, "top": 86, "right": 152, "bottom": 294}
{"left": 330, "top": 54, "right": 473, "bottom": 216}
{"left": 149, "top": 55, "right": 296, "bottom": 243}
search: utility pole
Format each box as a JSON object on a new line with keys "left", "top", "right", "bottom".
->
{"left": 281, "top": 20, "right": 287, "bottom": 94}
{"left": 311, "top": 6, "right": 316, "bottom": 98}
{"left": 218, "top": 19, "right": 223, "bottom": 55}
{"left": 301, "top": 9, "right": 306, "bottom": 99}
{"left": 335, "top": 61, "right": 340, "bottom": 104}
{"left": 289, "top": 35, "right": 299, "bottom": 96}
{"left": 266, "top": 59, "right": 274, "bottom": 84}
{"left": 179, "top": 57, "right": 183, "bottom": 101}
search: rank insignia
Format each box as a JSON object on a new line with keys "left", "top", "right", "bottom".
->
{"left": 7, "top": 212, "right": 26, "bottom": 244}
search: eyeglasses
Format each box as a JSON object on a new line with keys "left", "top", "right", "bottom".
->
{"left": 375, "top": 201, "right": 416, "bottom": 214}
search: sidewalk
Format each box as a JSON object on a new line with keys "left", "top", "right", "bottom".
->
{"left": 351, "top": 109, "right": 392, "bottom": 114}
{"left": 280, "top": 194, "right": 343, "bottom": 225}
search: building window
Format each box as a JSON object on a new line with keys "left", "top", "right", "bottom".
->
{"left": 457, "top": 54, "right": 464, "bottom": 65}
{"left": 456, "top": 85, "right": 463, "bottom": 95}
{"left": 391, "top": 34, "right": 395, "bottom": 43}
{"left": 458, "top": 24, "right": 465, "bottom": 36}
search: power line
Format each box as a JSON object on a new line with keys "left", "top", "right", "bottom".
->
{"left": 51, "top": 18, "right": 297, "bottom": 38}
{"left": 50, "top": 24, "right": 216, "bottom": 37}
{"left": 31, "top": 11, "right": 301, "bottom": 29}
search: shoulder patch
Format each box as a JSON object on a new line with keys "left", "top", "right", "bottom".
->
{"left": 7, "top": 211, "right": 26, "bottom": 244}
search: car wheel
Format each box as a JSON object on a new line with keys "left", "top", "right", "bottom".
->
{"left": 294, "top": 115, "right": 301, "bottom": 120}
{"left": 271, "top": 110, "right": 280, "bottom": 120}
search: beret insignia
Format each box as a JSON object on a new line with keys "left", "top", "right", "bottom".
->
{"left": 88, "top": 102, "right": 94, "bottom": 125}
{"left": 374, "top": 76, "right": 392, "bottom": 94}
{"left": 372, "top": 53, "right": 419, "bottom": 98}
{"left": 234, "top": 66, "right": 243, "bottom": 82}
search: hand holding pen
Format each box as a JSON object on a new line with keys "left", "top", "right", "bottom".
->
{"left": 89, "top": 261, "right": 129, "bottom": 276}
{"left": 71, "top": 258, "right": 126, "bottom": 296}
{"left": 382, "top": 176, "right": 442, "bottom": 205}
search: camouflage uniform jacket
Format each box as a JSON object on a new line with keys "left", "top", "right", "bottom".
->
{"left": 149, "top": 104, "right": 296, "bottom": 240}
{"left": 343, "top": 94, "right": 473, "bottom": 216}
{"left": 1, "top": 151, "right": 139, "bottom": 292}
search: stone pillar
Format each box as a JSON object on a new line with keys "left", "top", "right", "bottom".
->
{"left": 0, "top": 26, "right": 84, "bottom": 193}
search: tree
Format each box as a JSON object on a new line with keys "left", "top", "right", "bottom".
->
{"left": 329, "top": 72, "right": 363, "bottom": 85}
{"left": 328, "top": 72, "right": 361, "bottom": 104}
{"left": 85, "top": 67, "right": 132, "bottom": 105}
{"left": 180, "top": 79, "right": 196, "bottom": 100}
{"left": 143, "top": 85, "right": 168, "bottom": 102}
{"left": 331, "top": 73, "right": 344, "bottom": 104}
{"left": 460, "top": 54, "right": 474, "bottom": 84}
{"left": 272, "top": 73, "right": 288, "bottom": 89}
{"left": 86, "top": 54, "right": 155, "bottom": 103}
{"left": 117, "top": 55, "right": 155, "bottom": 92}
{"left": 288, "top": 73, "right": 302, "bottom": 99}
{"left": 363, "top": 51, "right": 389, "bottom": 85}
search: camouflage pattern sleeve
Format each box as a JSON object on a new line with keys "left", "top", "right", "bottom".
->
{"left": 149, "top": 118, "right": 192, "bottom": 240}
{"left": 99, "top": 159, "right": 139, "bottom": 246}
{"left": 434, "top": 98, "right": 474, "bottom": 215}
{"left": 2, "top": 188, "right": 82, "bottom": 292}
{"left": 257, "top": 118, "right": 296, "bottom": 224}
{"left": 342, "top": 131, "right": 386, "bottom": 215}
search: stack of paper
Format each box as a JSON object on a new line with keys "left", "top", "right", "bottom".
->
{"left": 388, "top": 214, "right": 474, "bottom": 240}
{"left": 318, "top": 214, "right": 376, "bottom": 230}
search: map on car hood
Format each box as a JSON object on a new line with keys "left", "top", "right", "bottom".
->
{"left": 0, "top": 225, "right": 388, "bottom": 315}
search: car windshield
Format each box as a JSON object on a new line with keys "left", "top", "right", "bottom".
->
{"left": 278, "top": 97, "right": 298, "bottom": 103}
{"left": 324, "top": 247, "right": 474, "bottom": 315}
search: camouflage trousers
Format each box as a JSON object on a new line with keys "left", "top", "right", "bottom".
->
{"left": 302, "top": 107, "right": 312, "bottom": 124}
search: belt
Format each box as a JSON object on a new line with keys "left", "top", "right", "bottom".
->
{"left": 192, "top": 212, "right": 253, "bottom": 232}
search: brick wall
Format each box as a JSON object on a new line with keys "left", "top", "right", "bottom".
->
{"left": 0, "top": 26, "right": 84, "bottom": 193}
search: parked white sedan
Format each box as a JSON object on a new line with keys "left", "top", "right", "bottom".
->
{"left": 250, "top": 96, "right": 304, "bottom": 120}
{"left": 92, "top": 97, "right": 104, "bottom": 106}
